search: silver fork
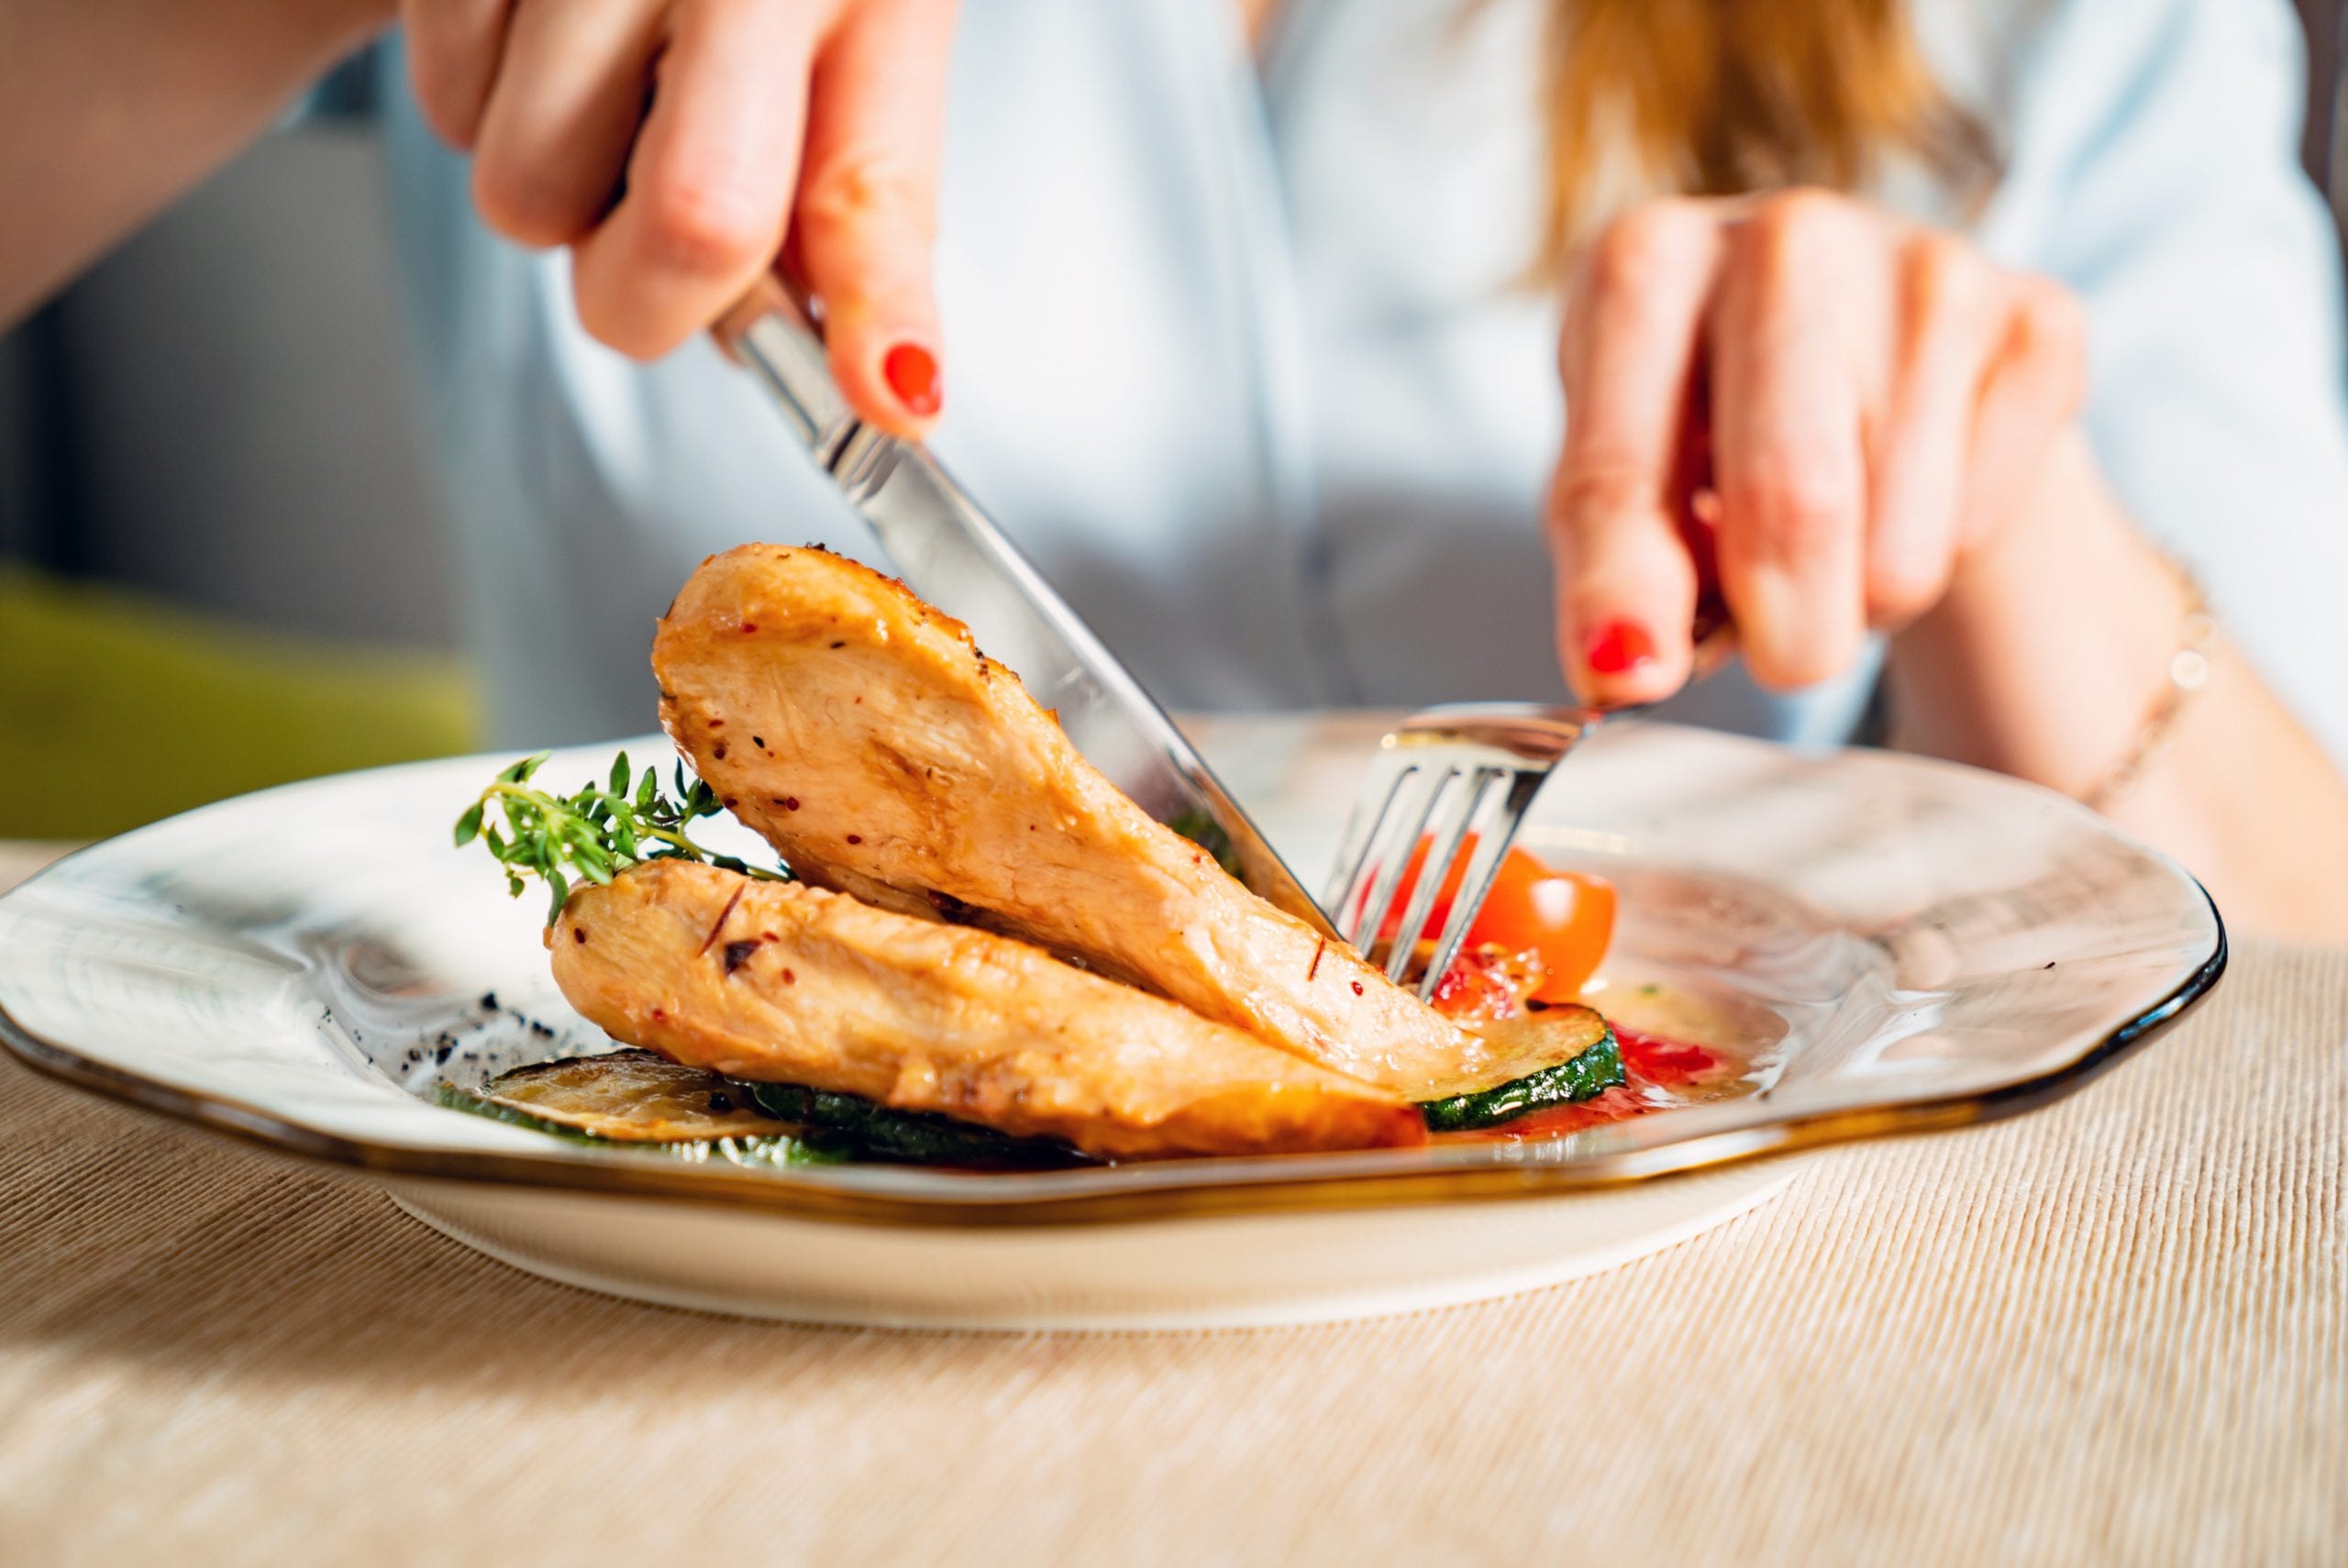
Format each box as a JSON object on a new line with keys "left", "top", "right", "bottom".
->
{"left": 1325, "top": 704, "right": 1607, "bottom": 999}
{"left": 1328, "top": 626, "right": 1733, "bottom": 999}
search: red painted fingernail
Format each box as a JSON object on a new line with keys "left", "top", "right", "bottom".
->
{"left": 1584, "top": 619, "right": 1657, "bottom": 677}
{"left": 882, "top": 342, "right": 941, "bottom": 417}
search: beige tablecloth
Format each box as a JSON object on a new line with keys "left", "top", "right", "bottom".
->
{"left": 1, "top": 841, "right": 2342, "bottom": 1565}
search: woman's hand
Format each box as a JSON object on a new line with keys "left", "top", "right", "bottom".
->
{"left": 1547, "top": 189, "right": 2086, "bottom": 702}
{"left": 1545, "top": 189, "right": 2348, "bottom": 940}
{"left": 402, "top": 0, "right": 958, "bottom": 435}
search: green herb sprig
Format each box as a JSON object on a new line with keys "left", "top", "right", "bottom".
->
{"left": 454, "top": 752, "right": 789, "bottom": 922}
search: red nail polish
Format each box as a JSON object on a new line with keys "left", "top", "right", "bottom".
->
{"left": 882, "top": 342, "right": 941, "bottom": 417}
{"left": 1584, "top": 619, "right": 1657, "bottom": 677}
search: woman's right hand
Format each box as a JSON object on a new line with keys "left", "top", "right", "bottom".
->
{"left": 401, "top": 0, "right": 959, "bottom": 436}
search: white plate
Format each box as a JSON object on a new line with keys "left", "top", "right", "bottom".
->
{"left": 0, "top": 718, "right": 2222, "bottom": 1329}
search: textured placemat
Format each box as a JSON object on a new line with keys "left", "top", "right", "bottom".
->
{"left": 0, "top": 847, "right": 2342, "bottom": 1564}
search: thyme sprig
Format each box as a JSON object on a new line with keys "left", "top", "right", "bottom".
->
{"left": 454, "top": 752, "right": 789, "bottom": 922}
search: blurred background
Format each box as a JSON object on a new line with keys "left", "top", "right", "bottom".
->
{"left": 0, "top": 72, "right": 469, "bottom": 841}
{"left": 1, "top": 8, "right": 2342, "bottom": 842}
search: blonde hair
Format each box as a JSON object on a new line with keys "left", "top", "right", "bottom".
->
{"left": 1533, "top": 0, "right": 1998, "bottom": 270}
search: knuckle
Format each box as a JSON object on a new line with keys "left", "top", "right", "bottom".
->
{"left": 1866, "top": 554, "right": 1952, "bottom": 626}
{"left": 797, "top": 149, "right": 936, "bottom": 244}
{"left": 469, "top": 157, "right": 589, "bottom": 249}
{"left": 1582, "top": 199, "right": 1710, "bottom": 303}
{"left": 1749, "top": 187, "right": 1849, "bottom": 244}
{"left": 1903, "top": 232, "right": 1989, "bottom": 323}
{"left": 1727, "top": 460, "right": 1862, "bottom": 562}
{"left": 636, "top": 174, "right": 776, "bottom": 280}
{"left": 1549, "top": 459, "right": 1654, "bottom": 536}
{"left": 2009, "top": 277, "right": 2088, "bottom": 414}
{"left": 1733, "top": 188, "right": 1859, "bottom": 294}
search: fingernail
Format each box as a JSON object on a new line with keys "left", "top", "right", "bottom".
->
{"left": 1584, "top": 618, "right": 1657, "bottom": 677}
{"left": 882, "top": 342, "right": 941, "bottom": 417}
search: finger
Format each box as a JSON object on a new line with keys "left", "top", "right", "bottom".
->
{"left": 1708, "top": 193, "right": 1870, "bottom": 691}
{"left": 1864, "top": 233, "right": 2002, "bottom": 628}
{"left": 572, "top": 0, "right": 825, "bottom": 359}
{"left": 403, "top": 0, "right": 515, "bottom": 150}
{"left": 470, "top": 0, "right": 664, "bottom": 248}
{"left": 1961, "top": 274, "right": 2087, "bottom": 550}
{"left": 792, "top": 0, "right": 960, "bottom": 436}
{"left": 1548, "top": 200, "right": 1723, "bottom": 705}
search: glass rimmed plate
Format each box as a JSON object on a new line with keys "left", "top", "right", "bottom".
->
{"left": 0, "top": 717, "right": 2222, "bottom": 1329}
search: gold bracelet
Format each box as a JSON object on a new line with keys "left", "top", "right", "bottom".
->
{"left": 2079, "top": 564, "right": 2218, "bottom": 812}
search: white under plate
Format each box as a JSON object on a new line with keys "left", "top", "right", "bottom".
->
{"left": 0, "top": 717, "right": 2222, "bottom": 1329}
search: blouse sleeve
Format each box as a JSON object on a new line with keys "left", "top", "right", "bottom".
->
{"left": 1976, "top": 0, "right": 2348, "bottom": 768}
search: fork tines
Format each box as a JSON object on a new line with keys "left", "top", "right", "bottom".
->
{"left": 1325, "top": 705, "right": 1602, "bottom": 1001}
{"left": 1328, "top": 760, "right": 1541, "bottom": 997}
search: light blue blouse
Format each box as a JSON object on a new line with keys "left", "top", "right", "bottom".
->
{"left": 375, "top": 0, "right": 2348, "bottom": 767}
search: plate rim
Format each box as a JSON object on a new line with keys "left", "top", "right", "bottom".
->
{"left": 0, "top": 911, "right": 2227, "bottom": 1231}
{"left": 0, "top": 728, "right": 2231, "bottom": 1229}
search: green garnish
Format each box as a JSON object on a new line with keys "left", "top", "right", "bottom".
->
{"left": 454, "top": 750, "right": 790, "bottom": 922}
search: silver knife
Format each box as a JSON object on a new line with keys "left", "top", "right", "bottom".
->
{"left": 714, "top": 282, "right": 1340, "bottom": 940}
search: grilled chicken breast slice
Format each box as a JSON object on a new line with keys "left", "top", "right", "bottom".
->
{"left": 548, "top": 861, "right": 1425, "bottom": 1160}
{"left": 652, "top": 544, "right": 1494, "bottom": 1095}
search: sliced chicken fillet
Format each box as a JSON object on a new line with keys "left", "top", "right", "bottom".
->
{"left": 548, "top": 860, "right": 1425, "bottom": 1160}
{"left": 651, "top": 544, "right": 1493, "bottom": 1095}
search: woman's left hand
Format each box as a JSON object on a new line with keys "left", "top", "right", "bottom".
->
{"left": 1546, "top": 189, "right": 2086, "bottom": 702}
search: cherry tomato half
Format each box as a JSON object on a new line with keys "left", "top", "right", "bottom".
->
{"left": 1375, "top": 837, "right": 1615, "bottom": 1000}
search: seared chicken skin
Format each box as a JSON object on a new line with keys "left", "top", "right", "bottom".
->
{"left": 652, "top": 544, "right": 1495, "bottom": 1096}
{"left": 549, "top": 861, "right": 1426, "bottom": 1160}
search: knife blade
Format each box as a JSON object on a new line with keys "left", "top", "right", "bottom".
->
{"left": 714, "top": 285, "right": 1340, "bottom": 939}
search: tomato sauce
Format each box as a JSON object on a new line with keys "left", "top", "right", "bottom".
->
{"left": 1617, "top": 1024, "right": 1722, "bottom": 1088}
{"left": 1467, "top": 1022, "right": 1741, "bottom": 1143}
{"left": 1416, "top": 922, "right": 1761, "bottom": 1143}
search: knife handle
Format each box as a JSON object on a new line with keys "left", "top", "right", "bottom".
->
{"left": 714, "top": 276, "right": 904, "bottom": 504}
{"left": 712, "top": 278, "right": 1343, "bottom": 940}
{"left": 712, "top": 277, "right": 834, "bottom": 438}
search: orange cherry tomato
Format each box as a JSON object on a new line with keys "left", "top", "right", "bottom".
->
{"left": 1470, "top": 850, "right": 1616, "bottom": 999}
{"left": 1376, "top": 837, "right": 1615, "bottom": 1000}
